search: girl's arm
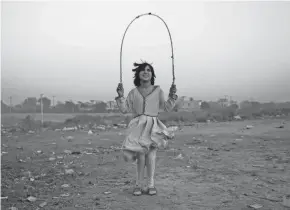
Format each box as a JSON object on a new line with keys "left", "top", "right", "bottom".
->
{"left": 115, "top": 90, "right": 133, "bottom": 114}
{"left": 159, "top": 88, "right": 177, "bottom": 112}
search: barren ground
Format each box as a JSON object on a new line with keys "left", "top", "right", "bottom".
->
{"left": 1, "top": 118, "right": 290, "bottom": 210}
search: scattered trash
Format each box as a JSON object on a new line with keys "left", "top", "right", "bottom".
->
{"left": 65, "top": 169, "right": 75, "bottom": 175}
{"left": 64, "top": 149, "right": 72, "bottom": 154}
{"left": 83, "top": 151, "right": 93, "bottom": 155}
{"left": 96, "top": 125, "right": 106, "bottom": 131}
{"left": 39, "top": 201, "right": 47, "bottom": 207}
{"left": 167, "top": 126, "right": 179, "bottom": 132}
{"left": 27, "top": 196, "right": 37, "bottom": 202}
{"left": 174, "top": 154, "right": 184, "bottom": 160}
{"left": 61, "top": 184, "right": 70, "bottom": 188}
{"left": 62, "top": 127, "right": 77, "bottom": 131}
{"left": 49, "top": 157, "right": 56, "bottom": 161}
{"left": 28, "top": 130, "right": 35, "bottom": 134}
{"left": 117, "top": 123, "right": 127, "bottom": 128}
{"left": 248, "top": 204, "right": 263, "bottom": 209}
{"left": 66, "top": 136, "right": 74, "bottom": 141}
{"left": 234, "top": 115, "right": 242, "bottom": 120}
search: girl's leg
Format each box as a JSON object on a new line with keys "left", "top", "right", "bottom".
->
{"left": 136, "top": 151, "right": 146, "bottom": 188}
{"left": 145, "top": 148, "right": 157, "bottom": 189}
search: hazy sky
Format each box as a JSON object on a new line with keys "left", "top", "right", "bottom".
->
{"left": 1, "top": 1, "right": 290, "bottom": 105}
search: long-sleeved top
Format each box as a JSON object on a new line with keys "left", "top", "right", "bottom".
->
{"left": 115, "top": 85, "right": 177, "bottom": 118}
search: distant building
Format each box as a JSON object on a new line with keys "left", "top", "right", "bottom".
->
{"left": 179, "top": 96, "right": 201, "bottom": 111}
{"left": 105, "top": 101, "right": 119, "bottom": 111}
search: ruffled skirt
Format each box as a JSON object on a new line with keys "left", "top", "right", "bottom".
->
{"left": 121, "top": 115, "right": 174, "bottom": 162}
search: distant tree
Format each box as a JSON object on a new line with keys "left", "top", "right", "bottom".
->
{"left": 1, "top": 100, "right": 10, "bottom": 113}
{"left": 38, "top": 97, "right": 51, "bottom": 111}
{"left": 208, "top": 101, "right": 222, "bottom": 110}
{"left": 239, "top": 100, "right": 252, "bottom": 109}
{"left": 94, "top": 102, "right": 107, "bottom": 113}
{"left": 64, "top": 100, "right": 77, "bottom": 113}
{"left": 200, "top": 101, "right": 210, "bottom": 110}
{"left": 229, "top": 103, "right": 239, "bottom": 110}
{"left": 172, "top": 98, "right": 184, "bottom": 112}
{"left": 23, "top": 97, "right": 37, "bottom": 107}
{"left": 21, "top": 97, "right": 37, "bottom": 112}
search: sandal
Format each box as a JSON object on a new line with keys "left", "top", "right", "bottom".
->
{"left": 147, "top": 187, "right": 157, "bottom": 196}
{"left": 133, "top": 187, "right": 142, "bottom": 196}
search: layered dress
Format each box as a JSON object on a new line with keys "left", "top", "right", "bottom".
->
{"left": 115, "top": 85, "right": 177, "bottom": 156}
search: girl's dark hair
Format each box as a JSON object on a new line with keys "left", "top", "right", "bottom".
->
{"left": 132, "top": 61, "right": 156, "bottom": 87}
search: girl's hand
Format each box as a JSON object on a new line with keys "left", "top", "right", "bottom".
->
{"left": 170, "top": 84, "right": 177, "bottom": 94}
{"left": 116, "top": 83, "right": 124, "bottom": 97}
{"left": 169, "top": 84, "right": 178, "bottom": 100}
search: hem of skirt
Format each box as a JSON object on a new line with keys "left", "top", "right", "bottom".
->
{"left": 132, "top": 114, "right": 158, "bottom": 119}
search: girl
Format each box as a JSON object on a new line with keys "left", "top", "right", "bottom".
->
{"left": 115, "top": 61, "right": 178, "bottom": 196}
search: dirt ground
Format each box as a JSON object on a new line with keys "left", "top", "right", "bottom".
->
{"left": 1, "top": 118, "right": 290, "bottom": 210}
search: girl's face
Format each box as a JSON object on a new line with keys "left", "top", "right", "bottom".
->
{"left": 139, "top": 65, "right": 152, "bottom": 82}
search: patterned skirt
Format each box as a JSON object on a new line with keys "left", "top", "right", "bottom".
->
{"left": 121, "top": 115, "right": 174, "bottom": 162}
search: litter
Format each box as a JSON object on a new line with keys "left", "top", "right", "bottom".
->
{"left": 39, "top": 201, "right": 47, "bottom": 207}
{"left": 27, "top": 196, "right": 37, "bottom": 202}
